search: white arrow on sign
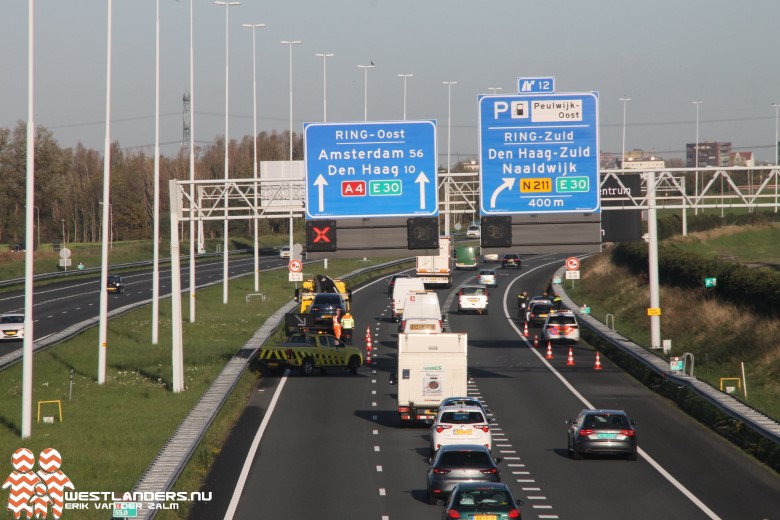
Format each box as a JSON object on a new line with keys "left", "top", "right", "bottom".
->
{"left": 415, "top": 172, "right": 430, "bottom": 209}
{"left": 314, "top": 174, "right": 328, "bottom": 212}
{"left": 490, "top": 178, "right": 515, "bottom": 208}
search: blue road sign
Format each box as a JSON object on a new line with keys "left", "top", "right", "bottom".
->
{"left": 517, "top": 76, "right": 555, "bottom": 93}
{"left": 304, "top": 121, "right": 437, "bottom": 219}
{"left": 479, "top": 92, "right": 600, "bottom": 215}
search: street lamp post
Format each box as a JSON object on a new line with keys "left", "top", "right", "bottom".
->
{"left": 443, "top": 81, "right": 457, "bottom": 236}
{"left": 773, "top": 103, "right": 780, "bottom": 212}
{"left": 281, "top": 40, "right": 301, "bottom": 256}
{"left": 215, "top": 1, "right": 240, "bottom": 305}
{"left": 357, "top": 63, "right": 375, "bottom": 121}
{"left": 692, "top": 101, "right": 702, "bottom": 215}
{"left": 619, "top": 97, "right": 630, "bottom": 167}
{"left": 61, "top": 219, "right": 65, "bottom": 245}
{"left": 487, "top": 87, "right": 502, "bottom": 95}
{"left": 397, "top": 74, "right": 413, "bottom": 120}
{"left": 33, "top": 206, "right": 39, "bottom": 249}
{"left": 152, "top": 0, "right": 162, "bottom": 344}
{"left": 315, "top": 53, "right": 334, "bottom": 122}
{"left": 244, "top": 23, "right": 266, "bottom": 293}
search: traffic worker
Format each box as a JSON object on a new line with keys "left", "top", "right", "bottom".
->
{"left": 332, "top": 308, "right": 343, "bottom": 340}
{"left": 340, "top": 310, "right": 355, "bottom": 345}
{"left": 517, "top": 291, "right": 529, "bottom": 319}
{"left": 551, "top": 294, "right": 563, "bottom": 310}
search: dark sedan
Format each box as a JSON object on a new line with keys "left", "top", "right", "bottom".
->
{"left": 567, "top": 409, "right": 638, "bottom": 460}
{"left": 442, "top": 482, "right": 523, "bottom": 519}
{"left": 501, "top": 254, "right": 522, "bottom": 269}
{"left": 426, "top": 444, "right": 502, "bottom": 505}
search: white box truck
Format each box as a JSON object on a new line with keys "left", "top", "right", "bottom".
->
{"left": 395, "top": 332, "right": 468, "bottom": 424}
{"left": 416, "top": 236, "right": 453, "bottom": 288}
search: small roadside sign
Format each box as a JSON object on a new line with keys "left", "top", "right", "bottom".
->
{"left": 647, "top": 307, "right": 662, "bottom": 316}
{"left": 566, "top": 256, "right": 580, "bottom": 271}
{"left": 669, "top": 357, "right": 684, "bottom": 372}
{"left": 289, "top": 259, "right": 303, "bottom": 273}
{"left": 565, "top": 270, "right": 580, "bottom": 280}
{"left": 289, "top": 272, "right": 303, "bottom": 282}
{"left": 704, "top": 277, "right": 717, "bottom": 288}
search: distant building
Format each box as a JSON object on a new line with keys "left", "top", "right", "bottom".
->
{"left": 686, "top": 141, "right": 732, "bottom": 167}
{"left": 729, "top": 151, "right": 754, "bottom": 167}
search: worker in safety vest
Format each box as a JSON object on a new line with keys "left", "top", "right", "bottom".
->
{"left": 332, "top": 308, "right": 343, "bottom": 340}
{"left": 340, "top": 310, "right": 355, "bottom": 345}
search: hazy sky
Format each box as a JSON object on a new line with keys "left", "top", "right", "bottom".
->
{"left": 3, "top": 0, "right": 779, "bottom": 165}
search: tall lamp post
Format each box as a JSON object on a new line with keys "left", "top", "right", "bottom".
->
{"left": 215, "top": 1, "right": 240, "bottom": 305}
{"left": 244, "top": 23, "right": 266, "bottom": 293}
{"left": 357, "top": 63, "right": 375, "bottom": 121}
{"left": 443, "top": 81, "right": 457, "bottom": 236}
{"left": 487, "top": 87, "right": 502, "bottom": 95}
{"left": 151, "top": 0, "right": 162, "bottom": 343}
{"left": 692, "top": 101, "right": 702, "bottom": 215}
{"left": 397, "top": 74, "right": 413, "bottom": 120}
{"left": 33, "top": 206, "right": 40, "bottom": 249}
{"left": 315, "top": 52, "right": 334, "bottom": 122}
{"left": 188, "top": 0, "right": 197, "bottom": 323}
{"left": 619, "top": 97, "right": 630, "bottom": 167}
{"left": 773, "top": 103, "right": 780, "bottom": 212}
{"left": 281, "top": 40, "right": 301, "bottom": 256}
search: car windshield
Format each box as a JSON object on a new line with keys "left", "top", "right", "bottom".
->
{"left": 455, "top": 489, "right": 510, "bottom": 506}
{"left": 478, "top": 271, "right": 494, "bottom": 277}
{"left": 442, "top": 398, "right": 481, "bottom": 407}
{"left": 108, "top": 276, "right": 121, "bottom": 283}
{"left": 440, "top": 411, "right": 485, "bottom": 424}
{"left": 584, "top": 413, "right": 629, "bottom": 429}
{"left": 461, "top": 288, "right": 485, "bottom": 296}
{"left": 313, "top": 295, "right": 341, "bottom": 305}
{"left": 1, "top": 316, "right": 24, "bottom": 324}
{"left": 532, "top": 304, "right": 553, "bottom": 313}
{"left": 437, "top": 450, "right": 492, "bottom": 467}
{"left": 547, "top": 315, "right": 576, "bottom": 325}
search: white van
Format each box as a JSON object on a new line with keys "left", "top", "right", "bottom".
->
{"left": 400, "top": 290, "right": 443, "bottom": 332}
{"left": 391, "top": 278, "right": 426, "bottom": 322}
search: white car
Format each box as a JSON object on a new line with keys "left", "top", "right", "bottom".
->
{"left": 430, "top": 405, "right": 492, "bottom": 455}
{"left": 279, "top": 246, "right": 291, "bottom": 258}
{"left": 0, "top": 313, "right": 25, "bottom": 341}
{"left": 466, "top": 225, "right": 481, "bottom": 238}
{"left": 457, "top": 285, "right": 488, "bottom": 314}
{"left": 482, "top": 252, "right": 500, "bottom": 262}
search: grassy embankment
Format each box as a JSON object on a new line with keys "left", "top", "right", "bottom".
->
{"left": 0, "top": 240, "right": 410, "bottom": 520}
{"left": 566, "top": 223, "right": 780, "bottom": 421}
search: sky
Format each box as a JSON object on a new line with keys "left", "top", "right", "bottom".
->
{"left": 2, "top": 0, "right": 780, "bottom": 166}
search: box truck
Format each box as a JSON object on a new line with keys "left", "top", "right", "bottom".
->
{"left": 416, "top": 236, "right": 453, "bottom": 287}
{"left": 394, "top": 332, "right": 468, "bottom": 424}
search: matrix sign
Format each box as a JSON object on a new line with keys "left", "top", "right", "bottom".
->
{"left": 479, "top": 92, "right": 600, "bottom": 215}
{"left": 304, "top": 120, "right": 437, "bottom": 219}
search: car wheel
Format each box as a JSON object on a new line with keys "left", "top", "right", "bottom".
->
{"left": 484, "top": 307, "right": 488, "bottom": 315}
{"left": 427, "top": 492, "right": 439, "bottom": 505}
{"left": 301, "top": 358, "right": 315, "bottom": 376}
{"left": 348, "top": 356, "right": 360, "bottom": 375}
{"left": 627, "top": 449, "right": 638, "bottom": 461}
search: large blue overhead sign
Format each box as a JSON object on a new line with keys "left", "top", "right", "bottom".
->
{"left": 479, "top": 92, "right": 600, "bottom": 215}
{"left": 304, "top": 120, "right": 437, "bottom": 219}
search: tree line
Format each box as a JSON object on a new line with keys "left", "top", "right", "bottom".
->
{"left": 0, "top": 121, "right": 304, "bottom": 246}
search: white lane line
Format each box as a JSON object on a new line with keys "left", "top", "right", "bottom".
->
{"left": 224, "top": 375, "right": 288, "bottom": 520}
{"left": 378, "top": 488, "right": 386, "bottom": 496}
{"left": 376, "top": 466, "right": 383, "bottom": 472}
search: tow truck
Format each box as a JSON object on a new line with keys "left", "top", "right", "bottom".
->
{"left": 257, "top": 333, "right": 363, "bottom": 376}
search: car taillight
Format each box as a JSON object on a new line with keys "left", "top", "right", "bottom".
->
{"left": 508, "top": 508, "right": 521, "bottom": 518}
{"left": 479, "top": 467, "right": 497, "bottom": 475}
{"left": 398, "top": 406, "right": 410, "bottom": 413}
{"left": 446, "top": 509, "right": 460, "bottom": 519}
{"left": 435, "top": 425, "right": 453, "bottom": 433}
{"left": 433, "top": 467, "right": 451, "bottom": 475}
{"left": 477, "top": 425, "right": 490, "bottom": 432}
{"left": 401, "top": 320, "right": 406, "bottom": 330}
{"left": 620, "top": 429, "right": 635, "bottom": 437}
{"left": 579, "top": 429, "right": 594, "bottom": 436}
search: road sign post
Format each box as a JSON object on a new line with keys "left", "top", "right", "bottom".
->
{"left": 479, "top": 92, "right": 599, "bottom": 215}
{"left": 304, "top": 120, "right": 437, "bottom": 219}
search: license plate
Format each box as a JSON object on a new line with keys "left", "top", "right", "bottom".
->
{"left": 597, "top": 433, "right": 617, "bottom": 439}
{"left": 474, "top": 516, "right": 498, "bottom": 520}
{"left": 467, "top": 298, "right": 479, "bottom": 303}
{"left": 268, "top": 362, "right": 279, "bottom": 367}
{"left": 454, "top": 429, "right": 473, "bottom": 435}
{"left": 410, "top": 324, "right": 436, "bottom": 331}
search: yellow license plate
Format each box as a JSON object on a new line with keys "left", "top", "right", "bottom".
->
{"left": 411, "top": 324, "right": 436, "bottom": 331}
{"left": 454, "top": 429, "right": 473, "bottom": 435}
{"left": 474, "top": 515, "right": 498, "bottom": 520}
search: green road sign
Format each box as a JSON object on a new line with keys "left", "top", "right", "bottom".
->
{"left": 704, "top": 277, "right": 717, "bottom": 288}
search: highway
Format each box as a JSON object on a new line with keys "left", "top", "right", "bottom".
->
{"left": 0, "top": 253, "right": 289, "bottom": 357}
{"left": 193, "top": 253, "right": 780, "bottom": 520}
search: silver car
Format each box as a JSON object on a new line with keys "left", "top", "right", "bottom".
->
{"left": 426, "top": 444, "right": 502, "bottom": 505}
{"left": 567, "top": 409, "right": 638, "bottom": 460}
{"left": 476, "top": 269, "right": 498, "bottom": 288}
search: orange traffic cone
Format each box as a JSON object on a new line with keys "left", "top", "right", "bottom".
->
{"left": 566, "top": 348, "right": 575, "bottom": 366}
{"left": 594, "top": 351, "right": 603, "bottom": 370}
{"left": 365, "top": 325, "right": 371, "bottom": 341}
{"left": 533, "top": 334, "right": 539, "bottom": 348}
{"left": 523, "top": 322, "right": 529, "bottom": 337}
{"left": 365, "top": 331, "right": 373, "bottom": 365}
{"left": 545, "top": 342, "right": 553, "bottom": 360}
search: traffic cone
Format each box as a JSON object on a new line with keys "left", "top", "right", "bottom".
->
{"left": 523, "top": 322, "right": 529, "bottom": 337}
{"left": 365, "top": 330, "right": 373, "bottom": 366}
{"left": 533, "top": 334, "right": 539, "bottom": 348}
{"left": 566, "top": 348, "right": 575, "bottom": 366}
{"left": 365, "top": 326, "right": 371, "bottom": 342}
{"left": 594, "top": 351, "right": 603, "bottom": 370}
{"left": 545, "top": 342, "right": 553, "bottom": 360}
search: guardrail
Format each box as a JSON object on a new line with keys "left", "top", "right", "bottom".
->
{"left": 551, "top": 265, "right": 780, "bottom": 448}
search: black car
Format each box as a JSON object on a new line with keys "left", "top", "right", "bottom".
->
{"left": 426, "top": 444, "right": 502, "bottom": 505}
{"left": 308, "top": 293, "right": 348, "bottom": 326}
{"left": 442, "top": 482, "right": 523, "bottom": 519}
{"left": 526, "top": 302, "right": 554, "bottom": 326}
{"left": 501, "top": 254, "right": 522, "bottom": 269}
{"left": 107, "top": 275, "right": 124, "bottom": 294}
{"left": 567, "top": 409, "right": 638, "bottom": 460}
